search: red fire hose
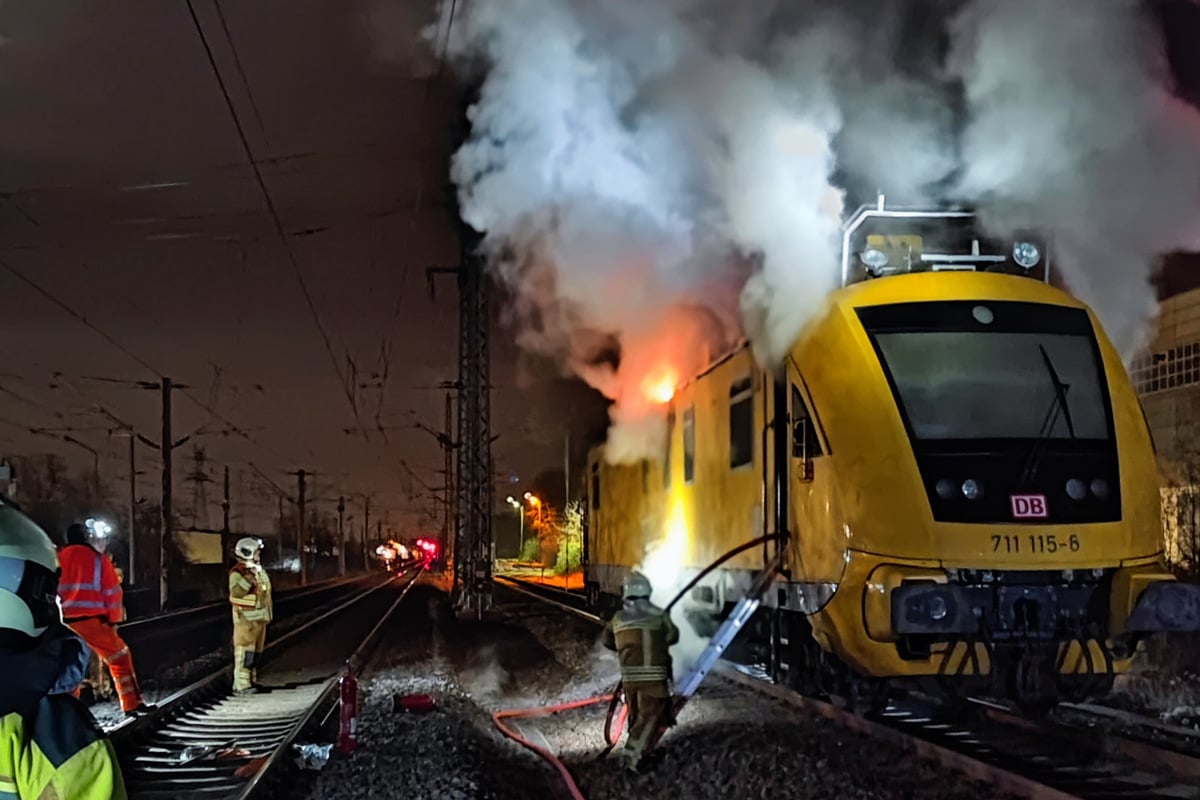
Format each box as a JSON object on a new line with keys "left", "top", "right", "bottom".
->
{"left": 492, "top": 693, "right": 624, "bottom": 800}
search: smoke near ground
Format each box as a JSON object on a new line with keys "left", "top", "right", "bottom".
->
{"left": 436, "top": 0, "right": 1200, "bottom": 453}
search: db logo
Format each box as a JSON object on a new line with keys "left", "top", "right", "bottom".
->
{"left": 1011, "top": 494, "right": 1049, "bottom": 519}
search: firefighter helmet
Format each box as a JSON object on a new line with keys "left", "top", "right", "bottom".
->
{"left": 234, "top": 537, "right": 263, "bottom": 563}
{"left": 0, "top": 499, "right": 61, "bottom": 639}
{"left": 622, "top": 571, "right": 652, "bottom": 600}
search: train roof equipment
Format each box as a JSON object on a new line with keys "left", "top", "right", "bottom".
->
{"left": 841, "top": 194, "right": 1051, "bottom": 287}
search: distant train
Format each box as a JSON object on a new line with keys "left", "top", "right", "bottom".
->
{"left": 583, "top": 198, "right": 1200, "bottom": 713}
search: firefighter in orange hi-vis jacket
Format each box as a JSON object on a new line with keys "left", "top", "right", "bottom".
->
{"left": 58, "top": 523, "right": 149, "bottom": 716}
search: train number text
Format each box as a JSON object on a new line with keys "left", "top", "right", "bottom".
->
{"left": 991, "top": 534, "right": 1081, "bottom": 554}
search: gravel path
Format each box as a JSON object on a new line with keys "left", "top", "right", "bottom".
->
{"left": 302, "top": 585, "right": 1014, "bottom": 800}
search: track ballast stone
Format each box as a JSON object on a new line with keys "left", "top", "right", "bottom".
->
{"left": 303, "top": 585, "right": 1015, "bottom": 799}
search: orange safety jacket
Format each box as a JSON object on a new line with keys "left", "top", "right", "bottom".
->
{"left": 58, "top": 544, "right": 124, "bottom": 624}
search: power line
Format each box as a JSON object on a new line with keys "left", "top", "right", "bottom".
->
{"left": 183, "top": 0, "right": 369, "bottom": 439}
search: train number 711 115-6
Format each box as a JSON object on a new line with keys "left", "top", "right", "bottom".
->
{"left": 992, "top": 534, "right": 1081, "bottom": 554}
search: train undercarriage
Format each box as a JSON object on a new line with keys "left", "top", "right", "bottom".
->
{"left": 689, "top": 565, "right": 1200, "bottom": 717}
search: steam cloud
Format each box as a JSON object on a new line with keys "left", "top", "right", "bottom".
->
{"left": 437, "top": 0, "right": 1200, "bottom": 457}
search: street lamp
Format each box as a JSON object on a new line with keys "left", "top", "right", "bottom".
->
{"left": 506, "top": 496, "right": 525, "bottom": 561}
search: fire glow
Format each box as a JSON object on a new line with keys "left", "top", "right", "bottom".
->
{"left": 642, "top": 369, "right": 677, "bottom": 405}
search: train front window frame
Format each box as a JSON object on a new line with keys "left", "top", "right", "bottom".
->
{"left": 857, "top": 301, "right": 1116, "bottom": 448}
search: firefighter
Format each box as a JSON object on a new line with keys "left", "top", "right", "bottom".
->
{"left": 58, "top": 523, "right": 147, "bottom": 716}
{"left": 0, "top": 498, "right": 127, "bottom": 798}
{"left": 601, "top": 571, "right": 680, "bottom": 771}
{"left": 229, "top": 537, "right": 272, "bottom": 694}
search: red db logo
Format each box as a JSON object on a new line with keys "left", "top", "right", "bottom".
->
{"left": 1011, "top": 494, "right": 1048, "bottom": 519}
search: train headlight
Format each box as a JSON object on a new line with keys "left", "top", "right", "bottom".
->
{"left": 961, "top": 479, "right": 982, "bottom": 500}
{"left": 1090, "top": 478, "right": 1110, "bottom": 499}
{"left": 935, "top": 479, "right": 956, "bottom": 500}
{"left": 860, "top": 248, "right": 889, "bottom": 271}
{"left": 1066, "top": 478, "right": 1088, "bottom": 501}
{"left": 1013, "top": 241, "right": 1040, "bottom": 269}
{"left": 892, "top": 583, "right": 975, "bottom": 635}
{"left": 927, "top": 594, "right": 948, "bottom": 621}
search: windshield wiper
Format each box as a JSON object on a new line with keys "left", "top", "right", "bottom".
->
{"left": 1038, "top": 344, "right": 1076, "bottom": 439}
{"left": 1020, "top": 345, "right": 1075, "bottom": 485}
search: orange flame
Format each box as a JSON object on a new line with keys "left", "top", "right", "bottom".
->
{"left": 642, "top": 369, "right": 677, "bottom": 405}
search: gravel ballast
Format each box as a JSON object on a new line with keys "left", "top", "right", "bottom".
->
{"left": 302, "top": 583, "right": 1014, "bottom": 800}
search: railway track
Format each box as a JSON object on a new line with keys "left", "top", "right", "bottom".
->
{"left": 495, "top": 573, "right": 1200, "bottom": 799}
{"left": 111, "top": 562, "right": 424, "bottom": 799}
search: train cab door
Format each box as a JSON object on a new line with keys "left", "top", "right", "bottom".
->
{"left": 786, "top": 360, "right": 842, "bottom": 613}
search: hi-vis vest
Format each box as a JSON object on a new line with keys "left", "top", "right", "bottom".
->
{"left": 603, "top": 600, "right": 680, "bottom": 685}
{"left": 0, "top": 696, "right": 126, "bottom": 799}
{"left": 229, "top": 563, "right": 272, "bottom": 624}
{"left": 58, "top": 545, "right": 123, "bottom": 624}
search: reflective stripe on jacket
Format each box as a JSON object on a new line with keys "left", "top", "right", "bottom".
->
{"left": 229, "top": 564, "right": 273, "bottom": 624}
{"left": 0, "top": 696, "right": 126, "bottom": 800}
{"left": 601, "top": 598, "right": 680, "bottom": 685}
{"left": 58, "top": 545, "right": 123, "bottom": 624}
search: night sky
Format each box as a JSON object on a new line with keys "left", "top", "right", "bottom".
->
{"left": 0, "top": 1, "right": 1197, "bottom": 536}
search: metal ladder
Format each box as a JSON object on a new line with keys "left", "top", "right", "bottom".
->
{"left": 674, "top": 548, "right": 784, "bottom": 702}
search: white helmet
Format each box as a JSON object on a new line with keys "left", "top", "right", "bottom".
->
{"left": 0, "top": 499, "right": 61, "bottom": 639}
{"left": 622, "top": 571, "right": 652, "bottom": 600}
{"left": 234, "top": 537, "right": 263, "bottom": 563}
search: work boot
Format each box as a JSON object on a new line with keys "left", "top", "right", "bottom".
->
{"left": 124, "top": 703, "right": 152, "bottom": 718}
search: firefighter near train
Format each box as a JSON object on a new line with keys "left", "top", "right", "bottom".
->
{"left": 583, "top": 197, "right": 1200, "bottom": 715}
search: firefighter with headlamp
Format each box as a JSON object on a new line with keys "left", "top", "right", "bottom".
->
{"left": 0, "top": 498, "right": 126, "bottom": 798}
{"left": 601, "top": 570, "right": 679, "bottom": 771}
{"left": 58, "top": 522, "right": 147, "bottom": 716}
{"left": 229, "top": 536, "right": 272, "bottom": 694}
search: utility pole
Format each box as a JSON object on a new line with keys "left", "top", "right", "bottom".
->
{"left": 337, "top": 496, "right": 346, "bottom": 577}
{"left": 426, "top": 84, "right": 494, "bottom": 616}
{"left": 444, "top": 391, "right": 454, "bottom": 568}
{"left": 295, "top": 469, "right": 307, "bottom": 586}
{"left": 221, "top": 465, "right": 231, "bottom": 559}
{"left": 363, "top": 496, "right": 370, "bottom": 572}
{"left": 135, "top": 378, "right": 191, "bottom": 612}
{"left": 160, "top": 378, "right": 172, "bottom": 610}
{"left": 127, "top": 434, "right": 136, "bottom": 586}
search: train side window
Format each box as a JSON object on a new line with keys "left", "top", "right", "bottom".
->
{"left": 683, "top": 405, "right": 696, "bottom": 483}
{"left": 730, "top": 376, "right": 754, "bottom": 469}
{"left": 591, "top": 463, "right": 600, "bottom": 509}
{"left": 792, "top": 384, "right": 824, "bottom": 458}
{"left": 664, "top": 407, "right": 675, "bottom": 489}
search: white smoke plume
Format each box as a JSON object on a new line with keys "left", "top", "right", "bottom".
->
{"left": 947, "top": 0, "right": 1200, "bottom": 359}
{"left": 437, "top": 0, "right": 1200, "bottom": 452}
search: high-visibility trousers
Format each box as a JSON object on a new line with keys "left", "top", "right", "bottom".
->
{"left": 66, "top": 617, "right": 144, "bottom": 713}
{"left": 622, "top": 681, "right": 671, "bottom": 763}
{"left": 232, "top": 618, "right": 268, "bottom": 692}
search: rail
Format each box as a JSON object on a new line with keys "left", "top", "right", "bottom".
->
{"left": 501, "top": 576, "right": 1200, "bottom": 800}
{"left": 112, "top": 564, "right": 424, "bottom": 798}
{"left": 231, "top": 565, "right": 424, "bottom": 799}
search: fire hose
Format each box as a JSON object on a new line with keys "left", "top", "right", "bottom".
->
{"left": 491, "top": 534, "right": 781, "bottom": 797}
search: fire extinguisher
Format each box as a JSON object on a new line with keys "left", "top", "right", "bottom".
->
{"left": 338, "top": 663, "right": 358, "bottom": 754}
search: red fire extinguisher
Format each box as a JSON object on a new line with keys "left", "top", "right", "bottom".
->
{"left": 338, "top": 663, "right": 358, "bottom": 754}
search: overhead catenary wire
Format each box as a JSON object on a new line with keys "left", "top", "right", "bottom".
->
{"left": 182, "top": 0, "right": 370, "bottom": 441}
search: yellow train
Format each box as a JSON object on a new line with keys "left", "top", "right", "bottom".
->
{"left": 583, "top": 199, "right": 1200, "bottom": 713}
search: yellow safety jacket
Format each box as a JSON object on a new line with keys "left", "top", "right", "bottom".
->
{"left": 602, "top": 599, "right": 680, "bottom": 686}
{"left": 0, "top": 626, "right": 126, "bottom": 799}
{"left": 229, "top": 563, "right": 273, "bottom": 624}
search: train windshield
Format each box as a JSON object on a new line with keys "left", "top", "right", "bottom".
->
{"left": 857, "top": 301, "right": 1113, "bottom": 443}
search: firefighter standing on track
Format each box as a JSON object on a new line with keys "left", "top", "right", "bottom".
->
{"left": 58, "top": 522, "right": 147, "bottom": 716}
{"left": 0, "top": 498, "right": 127, "bottom": 798}
{"left": 601, "top": 571, "right": 680, "bottom": 771}
{"left": 229, "top": 537, "right": 272, "bottom": 694}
